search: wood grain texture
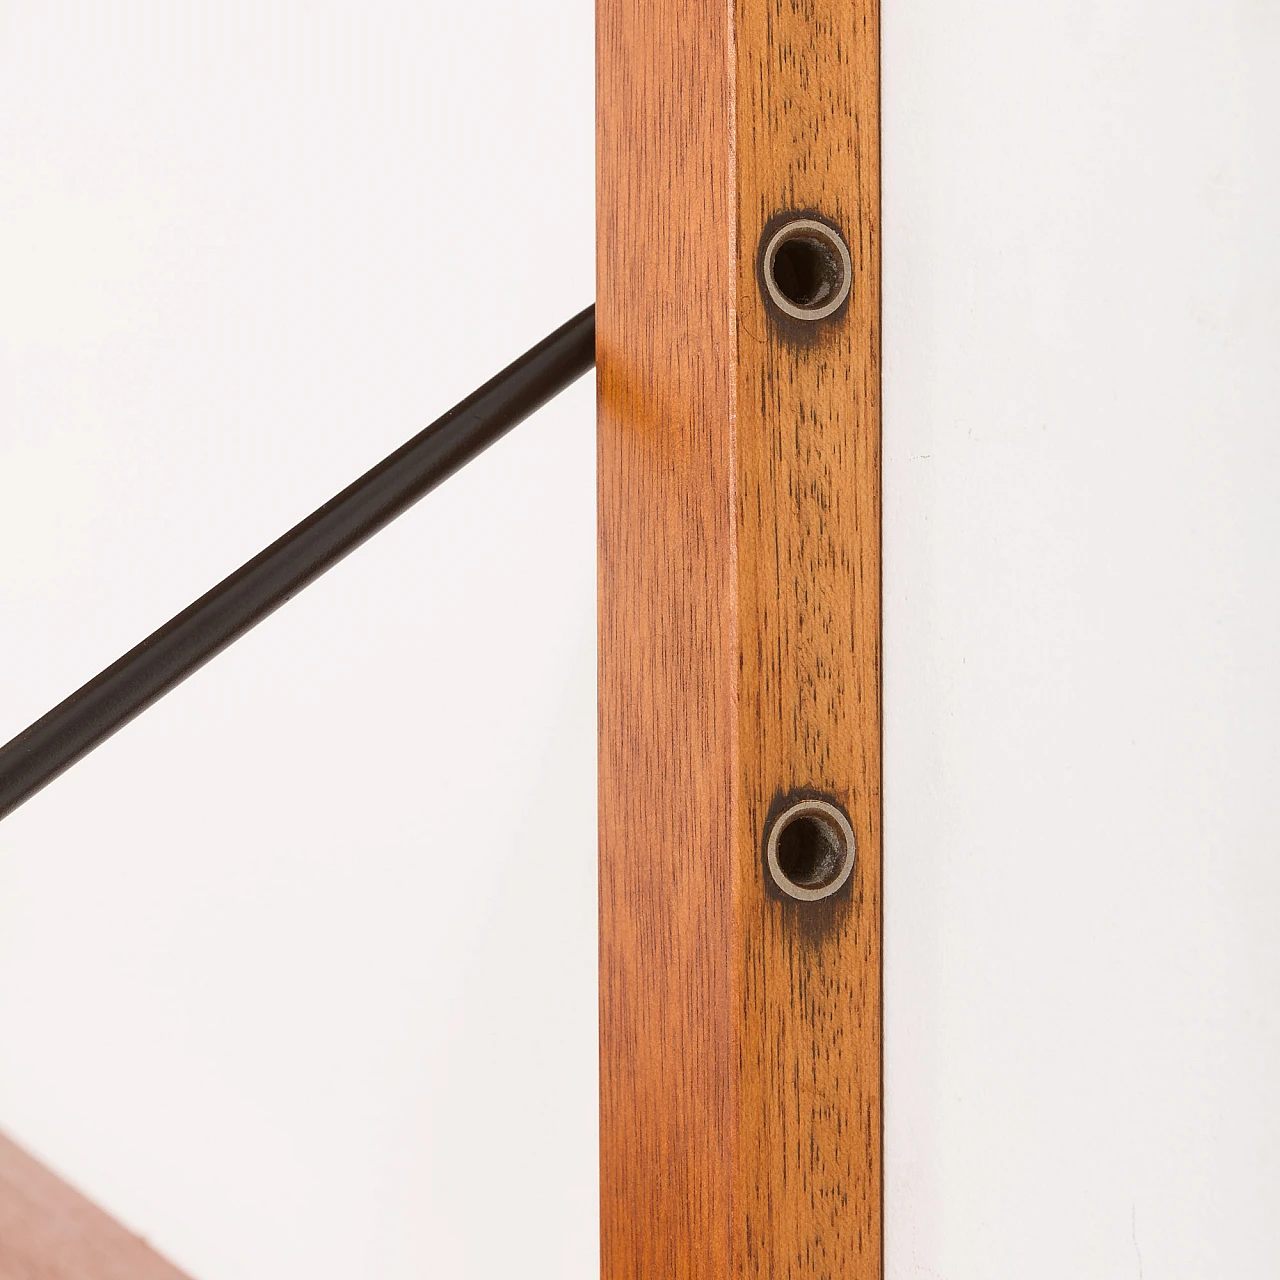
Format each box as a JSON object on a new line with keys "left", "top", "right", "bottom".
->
{"left": 0, "top": 1132, "right": 191, "bottom": 1280}
{"left": 596, "top": 0, "right": 736, "bottom": 1271}
{"left": 598, "top": 0, "right": 880, "bottom": 1276}
{"left": 733, "top": 1, "right": 881, "bottom": 1275}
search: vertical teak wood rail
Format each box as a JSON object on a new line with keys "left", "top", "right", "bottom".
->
{"left": 597, "top": 0, "right": 881, "bottom": 1275}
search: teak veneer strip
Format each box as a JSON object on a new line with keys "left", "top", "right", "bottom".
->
{"left": 597, "top": 0, "right": 881, "bottom": 1275}
{"left": 0, "top": 1131, "right": 192, "bottom": 1279}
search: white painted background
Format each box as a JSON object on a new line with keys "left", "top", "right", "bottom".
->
{"left": 882, "top": 2, "right": 1280, "bottom": 1277}
{"left": 0, "top": 4, "right": 597, "bottom": 1277}
{"left": 1, "top": 3, "right": 1277, "bottom": 1278}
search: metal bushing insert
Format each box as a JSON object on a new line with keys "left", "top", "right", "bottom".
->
{"left": 765, "top": 797, "right": 856, "bottom": 902}
{"left": 760, "top": 217, "right": 852, "bottom": 322}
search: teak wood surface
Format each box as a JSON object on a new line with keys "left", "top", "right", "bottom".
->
{"left": 597, "top": 0, "right": 881, "bottom": 1275}
{"left": 0, "top": 1131, "right": 191, "bottom": 1280}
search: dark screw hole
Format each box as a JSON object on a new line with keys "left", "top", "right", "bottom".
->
{"left": 760, "top": 217, "right": 852, "bottom": 322}
{"left": 771, "top": 236, "right": 840, "bottom": 309}
{"left": 774, "top": 811, "right": 847, "bottom": 891}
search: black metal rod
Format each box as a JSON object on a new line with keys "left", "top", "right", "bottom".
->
{"left": 0, "top": 305, "right": 595, "bottom": 823}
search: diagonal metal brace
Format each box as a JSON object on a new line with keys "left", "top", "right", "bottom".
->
{"left": 0, "top": 306, "right": 595, "bottom": 822}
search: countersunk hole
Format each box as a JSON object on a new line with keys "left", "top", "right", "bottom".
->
{"left": 772, "top": 237, "right": 839, "bottom": 308}
{"left": 766, "top": 798, "right": 856, "bottom": 902}
{"left": 777, "top": 814, "right": 843, "bottom": 887}
{"left": 761, "top": 217, "right": 852, "bottom": 322}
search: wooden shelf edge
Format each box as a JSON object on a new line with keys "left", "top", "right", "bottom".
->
{"left": 0, "top": 1131, "right": 192, "bottom": 1280}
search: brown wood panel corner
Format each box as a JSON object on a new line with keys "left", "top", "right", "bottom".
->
{"left": 0, "top": 1131, "right": 192, "bottom": 1280}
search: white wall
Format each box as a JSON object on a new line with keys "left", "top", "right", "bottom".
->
{"left": 883, "top": 2, "right": 1280, "bottom": 1277}
{"left": 0, "top": 4, "right": 597, "bottom": 1278}
{"left": 2, "top": 3, "right": 1278, "bottom": 1279}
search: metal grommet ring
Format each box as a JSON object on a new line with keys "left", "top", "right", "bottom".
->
{"left": 765, "top": 798, "right": 856, "bottom": 902}
{"left": 760, "top": 217, "right": 852, "bottom": 322}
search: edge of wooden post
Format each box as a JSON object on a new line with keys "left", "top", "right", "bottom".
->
{"left": 598, "top": 0, "right": 882, "bottom": 1273}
